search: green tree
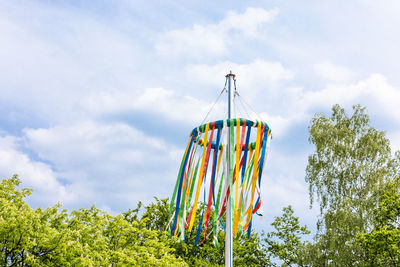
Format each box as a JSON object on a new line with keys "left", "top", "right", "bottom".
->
{"left": 141, "top": 197, "right": 271, "bottom": 266}
{"left": 0, "top": 175, "right": 67, "bottom": 266}
{"left": 356, "top": 188, "right": 400, "bottom": 266}
{"left": 0, "top": 175, "right": 186, "bottom": 266}
{"left": 265, "top": 206, "right": 311, "bottom": 266}
{"left": 306, "top": 104, "right": 400, "bottom": 265}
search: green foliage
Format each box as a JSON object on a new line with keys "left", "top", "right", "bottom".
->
{"left": 141, "top": 197, "right": 170, "bottom": 231}
{"left": 356, "top": 189, "right": 400, "bottom": 266}
{"left": 141, "top": 197, "right": 271, "bottom": 266}
{"left": 306, "top": 104, "right": 400, "bottom": 265}
{"left": 0, "top": 176, "right": 271, "bottom": 266}
{"left": 0, "top": 175, "right": 186, "bottom": 266}
{"left": 307, "top": 104, "right": 398, "bottom": 215}
{"left": 265, "top": 206, "right": 311, "bottom": 266}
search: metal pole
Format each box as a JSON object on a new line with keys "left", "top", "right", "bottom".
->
{"left": 225, "top": 71, "right": 234, "bottom": 267}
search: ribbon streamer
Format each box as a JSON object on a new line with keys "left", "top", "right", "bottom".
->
{"left": 169, "top": 118, "right": 271, "bottom": 244}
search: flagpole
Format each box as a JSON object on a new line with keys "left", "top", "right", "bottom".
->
{"left": 225, "top": 70, "right": 235, "bottom": 267}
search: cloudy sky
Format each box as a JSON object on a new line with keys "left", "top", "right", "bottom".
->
{"left": 1, "top": 0, "right": 400, "bottom": 234}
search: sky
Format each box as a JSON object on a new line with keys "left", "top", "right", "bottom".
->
{"left": 1, "top": 0, "right": 400, "bottom": 235}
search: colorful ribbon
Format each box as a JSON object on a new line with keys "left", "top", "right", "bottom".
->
{"left": 168, "top": 118, "right": 271, "bottom": 245}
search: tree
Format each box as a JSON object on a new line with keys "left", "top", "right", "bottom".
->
{"left": 0, "top": 175, "right": 271, "bottom": 266}
{"left": 0, "top": 175, "right": 31, "bottom": 265}
{"left": 264, "top": 206, "right": 311, "bottom": 266}
{"left": 0, "top": 175, "right": 186, "bottom": 266}
{"left": 140, "top": 197, "right": 271, "bottom": 266}
{"left": 356, "top": 188, "right": 400, "bottom": 266}
{"left": 306, "top": 104, "right": 400, "bottom": 265}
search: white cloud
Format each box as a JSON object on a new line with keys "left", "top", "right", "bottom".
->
{"left": 220, "top": 8, "right": 279, "bottom": 36}
{"left": 314, "top": 61, "right": 357, "bottom": 83}
{"left": 242, "top": 72, "right": 400, "bottom": 140}
{"left": 388, "top": 130, "right": 400, "bottom": 152}
{"left": 22, "top": 120, "right": 182, "bottom": 210}
{"left": 259, "top": 113, "right": 294, "bottom": 137}
{"left": 82, "top": 87, "right": 227, "bottom": 125}
{"left": 24, "top": 121, "right": 168, "bottom": 171}
{"left": 0, "top": 1, "right": 145, "bottom": 124}
{"left": 80, "top": 58, "right": 294, "bottom": 138}
{"left": 156, "top": 8, "right": 278, "bottom": 58}
{"left": 304, "top": 74, "right": 400, "bottom": 122}
{"left": 0, "top": 136, "right": 73, "bottom": 205}
{"left": 186, "top": 59, "right": 293, "bottom": 98}
{"left": 262, "top": 175, "right": 316, "bottom": 219}
{"left": 156, "top": 25, "right": 227, "bottom": 58}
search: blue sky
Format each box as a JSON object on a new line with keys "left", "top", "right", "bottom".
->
{"left": 1, "top": 0, "right": 400, "bottom": 234}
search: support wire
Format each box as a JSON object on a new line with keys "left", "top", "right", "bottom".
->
{"left": 199, "top": 78, "right": 228, "bottom": 126}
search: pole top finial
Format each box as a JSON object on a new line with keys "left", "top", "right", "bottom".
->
{"left": 226, "top": 71, "right": 236, "bottom": 79}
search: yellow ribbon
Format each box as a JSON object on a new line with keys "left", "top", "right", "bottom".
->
{"left": 188, "top": 124, "right": 209, "bottom": 232}
{"left": 244, "top": 123, "right": 261, "bottom": 229}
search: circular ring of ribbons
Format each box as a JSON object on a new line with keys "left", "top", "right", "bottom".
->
{"left": 168, "top": 118, "right": 271, "bottom": 247}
